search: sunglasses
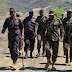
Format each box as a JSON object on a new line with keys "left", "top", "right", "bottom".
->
{"left": 10, "top": 11, "right": 14, "bottom": 13}
{"left": 29, "top": 12, "right": 33, "bottom": 14}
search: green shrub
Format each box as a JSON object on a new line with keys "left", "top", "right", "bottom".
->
{"left": 53, "top": 7, "right": 65, "bottom": 18}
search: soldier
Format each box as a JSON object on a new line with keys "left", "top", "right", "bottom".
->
{"left": 0, "top": 8, "right": 24, "bottom": 69}
{"left": 61, "top": 14, "right": 64, "bottom": 22}
{"left": 36, "top": 9, "right": 47, "bottom": 57}
{"left": 45, "top": 11, "right": 64, "bottom": 70}
{"left": 23, "top": 10, "right": 38, "bottom": 59}
{"left": 62, "top": 9, "right": 72, "bottom": 65}
{"left": 60, "top": 14, "right": 66, "bottom": 58}
{"left": 16, "top": 13, "right": 23, "bottom": 56}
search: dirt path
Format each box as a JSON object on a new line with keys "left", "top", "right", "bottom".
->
{"left": 0, "top": 18, "right": 72, "bottom": 72}
{"left": 0, "top": 36, "right": 72, "bottom": 72}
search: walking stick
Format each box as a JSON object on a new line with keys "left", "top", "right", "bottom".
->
{"left": 22, "top": 40, "right": 24, "bottom": 68}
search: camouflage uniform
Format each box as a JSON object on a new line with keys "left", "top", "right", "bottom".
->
{"left": 16, "top": 13, "right": 23, "bottom": 55}
{"left": 45, "top": 17, "right": 63, "bottom": 62}
{"left": 23, "top": 16, "right": 38, "bottom": 58}
{"left": 62, "top": 17, "right": 70, "bottom": 60}
{"left": 66, "top": 18, "right": 72, "bottom": 58}
{"left": 60, "top": 16, "right": 66, "bottom": 56}
{"left": 1, "top": 17, "right": 23, "bottom": 61}
{"left": 36, "top": 16, "right": 47, "bottom": 56}
{"left": 63, "top": 10, "right": 72, "bottom": 64}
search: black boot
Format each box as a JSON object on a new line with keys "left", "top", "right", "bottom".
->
{"left": 24, "top": 51, "right": 28, "bottom": 59}
{"left": 42, "top": 49, "right": 45, "bottom": 57}
{"left": 36, "top": 49, "right": 40, "bottom": 57}
{"left": 30, "top": 51, "right": 33, "bottom": 58}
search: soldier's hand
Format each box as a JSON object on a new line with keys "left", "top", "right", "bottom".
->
{"left": 21, "top": 35, "right": 24, "bottom": 40}
{"left": 0, "top": 33, "right": 3, "bottom": 39}
{"left": 35, "top": 32, "right": 37, "bottom": 37}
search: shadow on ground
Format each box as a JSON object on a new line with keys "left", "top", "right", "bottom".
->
{"left": 0, "top": 66, "right": 16, "bottom": 71}
{"left": 19, "top": 67, "right": 46, "bottom": 71}
{"left": 40, "top": 63, "right": 66, "bottom": 66}
{"left": 19, "top": 67, "right": 72, "bottom": 72}
{"left": 0, "top": 66, "right": 72, "bottom": 72}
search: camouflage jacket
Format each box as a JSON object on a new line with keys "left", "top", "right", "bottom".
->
{"left": 23, "top": 16, "right": 38, "bottom": 38}
{"left": 46, "top": 18, "right": 63, "bottom": 41}
{"left": 62, "top": 17, "right": 71, "bottom": 36}
{"left": 36, "top": 16, "right": 47, "bottom": 35}
{"left": 1, "top": 17, "right": 23, "bottom": 39}
{"left": 63, "top": 17, "right": 72, "bottom": 46}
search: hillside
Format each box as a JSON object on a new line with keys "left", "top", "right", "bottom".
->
{"left": 0, "top": 0, "right": 72, "bottom": 16}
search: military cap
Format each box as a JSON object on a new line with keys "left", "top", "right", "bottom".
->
{"left": 39, "top": 9, "right": 44, "bottom": 13}
{"left": 67, "top": 9, "right": 72, "bottom": 13}
{"left": 49, "top": 11, "right": 54, "bottom": 15}
{"left": 9, "top": 8, "right": 15, "bottom": 11}
{"left": 29, "top": 10, "right": 33, "bottom": 13}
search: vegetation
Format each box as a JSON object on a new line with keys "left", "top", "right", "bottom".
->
{"left": 0, "top": 0, "right": 72, "bottom": 16}
{"left": 53, "top": 7, "right": 65, "bottom": 19}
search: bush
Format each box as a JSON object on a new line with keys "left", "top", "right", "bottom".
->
{"left": 53, "top": 7, "right": 65, "bottom": 18}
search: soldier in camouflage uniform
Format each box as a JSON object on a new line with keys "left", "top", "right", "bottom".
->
{"left": 62, "top": 10, "right": 72, "bottom": 65}
{"left": 16, "top": 13, "right": 23, "bottom": 56}
{"left": 23, "top": 10, "right": 38, "bottom": 59}
{"left": 0, "top": 8, "right": 24, "bottom": 69}
{"left": 61, "top": 14, "right": 64, "bottom": 22}
{"left": 60, "top": 14, "right": 66, "bottom": 58}
{"left": 36, "top": 9, "right": 47, "bottom": 57}
{"left": 45, "top": 11, "right": 64, "bottom": 70}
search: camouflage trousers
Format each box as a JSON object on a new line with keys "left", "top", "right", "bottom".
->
{"left": 24, "top": 36, "right": 35, "bottom": 52}
{"left": 64, "top": 43, "right": 72, "bottom": 59}
{"left": 64, "top": 34, "right": 72, "bottom": 59}
{"left": 37, "top": 34, "right": 45, "bottom": 51}
{"left": 45, "top": 41, "right": 59, "bottom": 61}
{"left": 19, "top": 38, "right": 22, "bottom": 50}
{"left": 8, "top": 35, "right": 19, "bottom": 61}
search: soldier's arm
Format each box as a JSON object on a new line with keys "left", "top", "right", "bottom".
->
{"left": 35, "top": 17, "right": 39, "bottom": 35}
{"left": 19, "top": 19, "right": 24, "bottom": 30}
{"left": 45, "top": 19, "right": 48, "bottom": 35}
{"left": 58, "top": 19, "right": 64, "bottom": 41}
{"left": 35, "top": 16, "right": 39, "bottom": 23}
{"left": 19, "top": 19, "right": 24, "bottom": 36}
{"left": 0, "top": 18, "right": 8, "bottom": 39}
{"left": 1, "top": 18, "right": 8, "bottom": 34}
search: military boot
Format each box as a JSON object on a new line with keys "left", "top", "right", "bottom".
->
{"left": 36, "top": 49, "right": 40, "bottom": 57}
{"left": 52, "top": 61, "right": 56, "bottom": 70}
{"left": 42, "top": 49, "right": 45, "bottom": 57}
{"left": 12, "top": 60, "right": 17, "bottom": 70}
{"left": 24, "top": 51, "right": 28, "bottom": 59}
{"left": 66, "top": 56, "right": 68, "bottom": 63}
{"left": 45, "top": 58, "right": 51, "bottom": 69}
{"left": 69, "top": 58, "right": 72, "bottom": 65}
{"left": 30, "top": 51, "right": 33, "bottom": 58}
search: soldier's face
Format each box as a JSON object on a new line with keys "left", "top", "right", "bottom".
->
{"left": 62, "top": 14, "right": 64, "bottom": 18}
{"left": 40, "top": 12, "right": 44, "bottom": 16}
{"left": 49, "top": 15, "right": 54, "bottom": 20}
{"left": 67, "top": 13, "right": 71, "bottom": 18}
{"left": 10, "top": 11, "right": 15, "bottom": 17}
{"left": 29, "top": 12, "right": 33, "bottom": 17}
